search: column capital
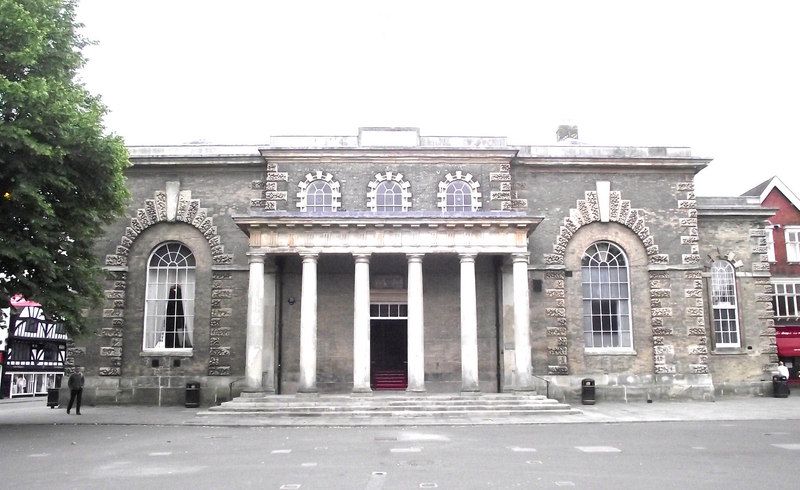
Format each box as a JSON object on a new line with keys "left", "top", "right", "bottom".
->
{"left": 247, "top": 253, "right": 266, "bottom": 264}
{"left": 458, "top": 253, "right": 477, "bottom": 263}
{"left": 299, "top": 252, "right": 319, "bottom": 263}
{"left": 407, "top": 253, "right": 425, "bottom": 263}
{"left": 352, "top": 253, "right": 371, "bottom": 263}
{"left": 511, "top": 252, "right": 530, "bottom": 264}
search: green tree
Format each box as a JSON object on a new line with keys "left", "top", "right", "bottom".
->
{"left": 0, "top": 0, "right": 129, "bottom": 335}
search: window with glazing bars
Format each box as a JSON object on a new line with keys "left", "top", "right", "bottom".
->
{"left": 375, "top": 180, "right": 404, "bottom": 212}
{"left": 143, "top": 242, "right": 195, "bottom": 350}
{"left": 774, "top": 281, "right": 800, "bottom": 319}
{"left": 581, "top": 242, "right": 632, "bottom": 349}
{"left": 711, "top": 260, "right": 740, "bottom": 347}
{"left": 369, "top": 303, "right": 408, "bottom": 319}
{"left": 786, "top": 228, "right": 800, "bottom": 262}
{"left": 445, "top": 180, "right": 473, "bottom": 212}
{"left": 306, "top": 180, "right": 333, "bottom": 212}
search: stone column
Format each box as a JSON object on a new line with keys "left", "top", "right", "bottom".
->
{"left": 262, "top": 257, "right": 278, "bottom": 393}
{"left": 245, "top": 253, "right": 265, "bottom": 390}
{"left": 352, "top": 253, "right": 372, "bottom": 393}
{"left": 407, "top": 253, "right": 426, "bottom": 392}
{"left": 459, "top": 253, "right": 480, "bottom": 392}
{"left": 512, "top": 252, "right": 534, "bottom": 391}
{"left": 298, "top": 253, "right": 318, "bottom": 393}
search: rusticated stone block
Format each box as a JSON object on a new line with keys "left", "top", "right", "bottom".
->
{"left": 749, "top": 228, "right": 767, "bottom": 237}
{"left": 546, "top": 327, "right": 567, "bottom": 336}
{"left": 687, "top": 307, "right": 704, "bottom": 317}
{"left": 111, "top": 318, "right": 124, "bottom": 328}
{"left": 490, "top": 191, "right": 511, "bottom": 201}
{"left": 99, "top": 328, "right": 123, "bottom": 337}
{"left": 752, "top": 262, "right": 770, "bottom": 272}
{"left": 653, "top": 336, "right": 664, "bottom": 346}
{"left": 654, "top": 354, "right": 666, "bottom": 364}
{"left": 545, "top": 271, "right": 565, "bottom": 280}
{"left": 554, "top": 299, "right": 565, "bottom": 308}
{"left": 651, "top": 318, "right": 663, "bottom": 327}
{"left": 100, "top": 347, "right": 122, "bottom": 357}
{"left": 251, "top": 180, "right": 266, "bottom": 190}
{"left": 102, "top": 309, "right": 123, "bottom": 318}
{"left": 264, "top": 191, "right": 287, "bottom": 201}
{"left": 547, "top": 347, "right": 567, "bottom": 356}
{"left": 545, "top": 308, "right": 565, "bottom": 318}
{"left": 556, "top": 336, "right": 568, "bottom": 346}
{"left": 209, "top": 337, "right": 221, "bottom": 347}
{"left": 211, "top": 308, "right": 232, "bottom": 318}
{"left": 210, "top": 327, "right": 231, "bottom": 336}
{"left": 649, "top": 254, "right": 669, "bottom": 264}
{"left": 652, "top": 327, "right": 674, "bottom": 336}
{"left": 548, "top": 365, "right": 569, "bottom": 375}
{"left": 679, "top": 218, "right": 697, "bottom": 227}
{"left": 688, "top": 327, "right": 706, "bottom": 336}
{"left": 99, "top": 367, "right": 121, "bottom": 376}
{"left": 212, "top": 271, "right": 232, "bottom": 281}
{"left": 677, "top": 200, "right": 696, "bottom": 209}
{"left": 652, "top": 307, "right": 673, "bottom": 317}
{"left": 544, "top": 254, "right": 563, "bottom": 265}
{"left": 266, "top": 172, "right": 288, "bottom": 181}
{"left": 689, "top": 345, "right": 708, "bottom": 355}
{"left": 545, "top": 289, "right": 565, "bottom": 298}
{"left": 685, "top": 289, "right": 703, "bottom": 298}
{"left": 690, "top": 364, "right": 709, "bottom": 374}
{"left": 682, "top": 254, "right": 701, "bottom": 265}
{"left": 654, "top": 364, "right": 677, "bottom": 374}
{"left": 208, "top": 366, "right": 231, "bottom": 376}
{"left": 266, "top": 162, "right": 277, "bottom": 172}
{"left": 651, "top": 299, "right": 662, "bottom": 308}
{"left": 677, "top": 182, "right": 694, "bottom": 191}
{"left": 210, "top": 347, "right": 231, "bottom": 356}
{"left": 110, "top": 338, "right": 123, "bottom": 347}
{"left": 649, "top": 271, "right": 670, "bottom": 280}
{"left": 250, "top": 199, "right": 267, "bottom": 207}
{"left": 489, "top": 172, "right": 512, "bottom": 182}
{"left": 499, "top": 182, "right": 511, "bottom": 191}
{"left": 105, "top": 290, "right": 125, "bottom": 300}
{"left": 650, "top": 289, "right": 671, "bottom": 298}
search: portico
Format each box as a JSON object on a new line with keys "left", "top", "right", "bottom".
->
{"left": 234, "top": 213, "right": 541, "bottom": 395}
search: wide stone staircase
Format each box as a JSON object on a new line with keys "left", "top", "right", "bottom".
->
{"left": 195, "top": 392, "right": 579, "bottom": 426}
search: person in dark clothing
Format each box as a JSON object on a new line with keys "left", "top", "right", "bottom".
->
{"left": 66, "top": 369, "right": 84, "bottom": 415}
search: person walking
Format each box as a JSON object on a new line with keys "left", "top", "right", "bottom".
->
{"left": 66, "top": 369, "right": 84, "bottom": 415}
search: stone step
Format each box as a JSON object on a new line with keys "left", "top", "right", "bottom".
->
{"left": 207, "top": 403, "right": 570, "bottom": 413}
{"left": 215, "top": 399, "right": 562, "bottom": 409}
{"left": 199, "top": 407, "right": 579, "bottom": 417}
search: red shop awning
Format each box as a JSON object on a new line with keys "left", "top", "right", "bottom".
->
{"left": 776, "top": 327, "right": 800, "bottom": 357}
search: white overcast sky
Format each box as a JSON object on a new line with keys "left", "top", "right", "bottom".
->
{"left": 75, "top": 0, "right": 800, "bottom": 197}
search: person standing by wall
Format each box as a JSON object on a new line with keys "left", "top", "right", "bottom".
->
{"left": 66, "top": 369, "right": 84, "bottom": 415}
{"left": 778, "top": 361, "right": 791, "bottom": 380}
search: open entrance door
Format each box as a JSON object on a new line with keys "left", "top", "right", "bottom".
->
{"left": 370, "top": 303, "right": 408, "bottom": 390}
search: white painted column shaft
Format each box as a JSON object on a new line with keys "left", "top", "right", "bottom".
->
{"left": 459, "top": 253, "right": 480, "bottom": 392}
{"left": 298, "top": 253, "right": 318, "bottom": 393}
{"left": 512, "top": 253, "right": 533, "bottom": 391}
{"left": 407, "top": 254, "right": 426, "bottom": 392}
{"left": 245, "top": 254, "right": 265, "bottom": 390}
{"left": 352, "top": 254, "right": 372, "bottom": 393}
{"left": 262, "top": 259, "right": 278, "bottom": 393}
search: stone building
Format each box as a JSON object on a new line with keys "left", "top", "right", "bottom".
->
{"left": 73, "top": 127, "right": 777, "bottom": 405}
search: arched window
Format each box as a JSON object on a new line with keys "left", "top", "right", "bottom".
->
{"left": 446, "top": 180, "right": 472, "bottom": 212}
{"left": 375, "top": 180, "right": 403, "bottom": 212}
{"left": 296, "top": 171, "right": 341, "bottom": 212}
{"left": 143, "top": 242, "right": 195, "bottom": 350}
{"left": 306, "top": 180, "right": 333, "bottom": 212}
{"left": 437, "top": 171, "right": 482, "bottom": 212}
{"left": 581, "top": 241, "right": 632, "bottom": 350}
{"left": 711, "top": 260, "right": 740, "bottom": 347}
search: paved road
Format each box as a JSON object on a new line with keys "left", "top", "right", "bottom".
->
{"left": 2, "top": 420, "right": 799, "bottom": 489}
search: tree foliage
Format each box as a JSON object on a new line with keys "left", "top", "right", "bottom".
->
{"left": 0, "top": 0, "right": 129, "bottom": 335}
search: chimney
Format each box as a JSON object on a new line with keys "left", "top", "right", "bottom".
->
{"left": 556, "top": 125, "right": 578, "bottom": 142}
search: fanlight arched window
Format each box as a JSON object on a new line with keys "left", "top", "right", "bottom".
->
{"left": 711, "top": 260, "right": 740, "bottom": 347}
{"left": 375, "top": 180, "right": 404, "bottom": 212}
{"left": 581, "top": 242, "right": 632, "bottom": 350}
{"left": 445, "top": 180, "right": 473, "bottom": 212}
{"left": 306, "top": 180, "right": 333, "bottom": 212}
{"left": 143, "top": 242, "right": 195, "bottom": 350}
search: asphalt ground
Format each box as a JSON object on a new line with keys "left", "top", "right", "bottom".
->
{"left": 2, "top": 394, "right": 800, "bottom": 427}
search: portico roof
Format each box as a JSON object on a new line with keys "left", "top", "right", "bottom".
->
{"left": 232, "top": 212, "right": 542, "bottom": 255}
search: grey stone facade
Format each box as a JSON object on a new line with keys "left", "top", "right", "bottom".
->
{"left": 72, "top": 128, "right": 776, "bottom": 405}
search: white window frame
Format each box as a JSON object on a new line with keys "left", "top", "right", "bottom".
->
{"left": 786, "top": 227, "right": 800, "bottom": 263}
{"left": 296, "top": 171, "right": 341, "bottom": 212}
{"left": 143, "top": 242, "right": 195, "bottom": 353}
{"left": 773, "top": 279, "right": 800, "bottom": 320}
{"left": 367, "top": 171, "right": 412, "bottom": 212}
{"left": 581, "top": 241, "right": 633, "bottom": 352}
{"left": 766, "top": 226, "right": 776, "bottom": 262}
{"left": 711, "top": 260, "right": 740, "bottom": 348}
{"left": 437, "top": 171, "right": 482, "bottom": 212}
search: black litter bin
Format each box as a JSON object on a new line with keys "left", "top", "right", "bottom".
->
{"left": 185, "top": 382, "right": 200, "bottom": 408}
{"left": 773, "top": 375, "right": 790, "bottom": 398}
{"left": 46, "top": 388, "right": 59, "bottom": 408}
{"left": 581, "top": 378, "right": 596, "bottom": 405}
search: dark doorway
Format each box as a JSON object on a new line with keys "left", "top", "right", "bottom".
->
{"left": 370, "top": 319, "right": 408, "bottom": 390}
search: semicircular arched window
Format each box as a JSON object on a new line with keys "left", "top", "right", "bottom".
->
{"left": 376, "top": 181, "right": 403, "bottom": 212}
{"left": 437, "top": 171, "right": 482, "bottom": 212}
{"left": 581, "top": 241, "right": 632, "bottom": 350}
{"left": 143, "top": 242, "right": 195, "bottom": 351}
{"left": 296, "top": 171, "right": 341, "bottom": 212}
{"left": 711, "top": 260, "right": 740, "bottom": 347}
